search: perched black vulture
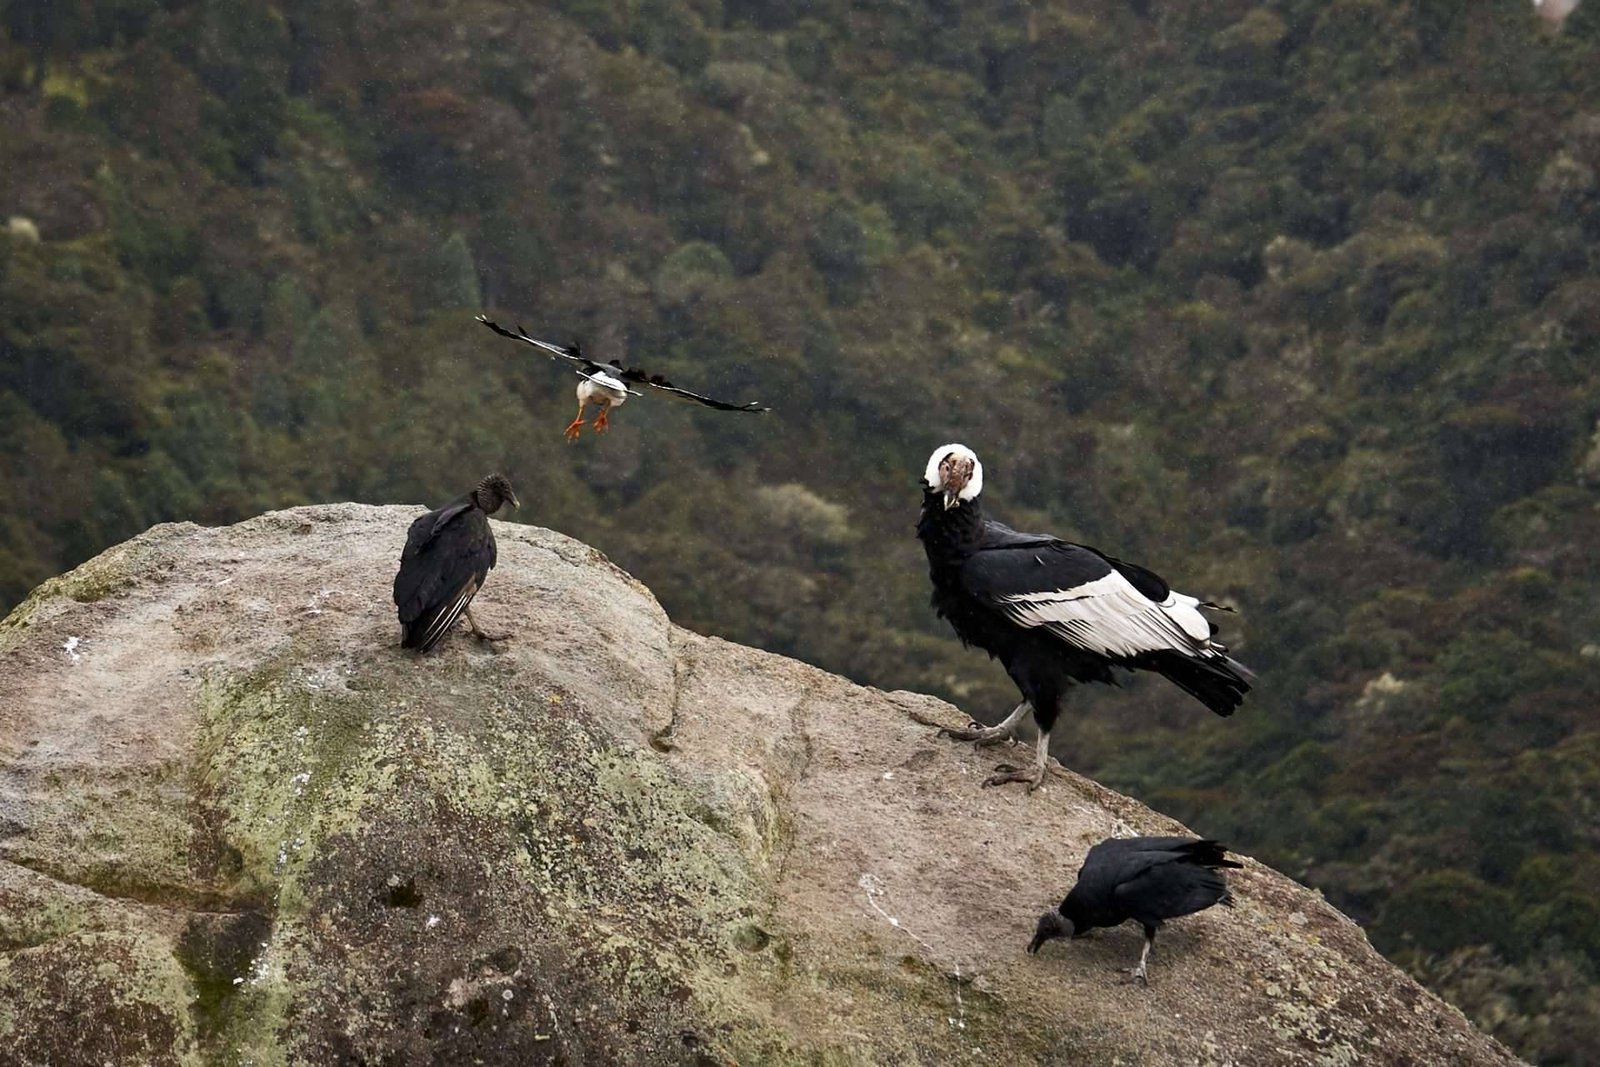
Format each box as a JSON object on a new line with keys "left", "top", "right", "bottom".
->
{"left": 1028, "top": 836, "right": 1241, "bottom": 984}
{"left": 393, "top": 473, "right": 520, "bottom": 653}
{"left": 475, "top": 315, "right": 769, "bottom": 440}
{"left": 917, "top": 444, "right": 1251, "bottom": 790}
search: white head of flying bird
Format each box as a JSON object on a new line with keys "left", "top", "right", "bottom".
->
{"left": 924, "top": 443, "right": 984, "bottom": 510}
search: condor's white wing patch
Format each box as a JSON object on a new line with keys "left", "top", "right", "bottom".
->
{"left": 996, "top": 571, "right": 1219, "bottom": 660}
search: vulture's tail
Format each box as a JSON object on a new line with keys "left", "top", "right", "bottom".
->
{"left": 1145, "top": 651, "right": 1252, "bottom": 717}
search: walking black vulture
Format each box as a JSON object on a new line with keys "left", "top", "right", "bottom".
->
{"left": 917, "top": 443, "right": 1251, "bottom": 790}
{"left": 393, "top": 473, "right": 520, "bottom": 652}
{"left": 475, "top": 315, "right": 769, "bottom": 440}
{"left": 1027, "top": 836, "right": 1241, "bottom": 984}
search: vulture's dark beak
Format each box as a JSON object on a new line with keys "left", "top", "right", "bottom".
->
{"left": 1028, "top": 911, "right": 1071, "bottom": 954}
{"left": 943, "top": 489, "right": 960, "bottom": 510}
{"left": 509, "top": 492, "right": 522, "bottom": 510}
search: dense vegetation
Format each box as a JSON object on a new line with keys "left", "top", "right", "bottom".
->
{"left": 3, "top": 0, "right": 1599, "bottom": 1059}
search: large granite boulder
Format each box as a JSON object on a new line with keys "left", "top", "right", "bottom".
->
{"left": 0, "top": 505, "right": 1522, "bottom": 1065}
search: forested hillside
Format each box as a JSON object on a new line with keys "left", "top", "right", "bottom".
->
{"left": 3, "top": 1, "right": 1599, "bottom": 1059}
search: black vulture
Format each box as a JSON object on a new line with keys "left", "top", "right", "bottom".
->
{"left": 475, "top": 315, "right": 769, "bottom": 440}
{"left": 917, "top": 443, "right": 1251, "bottom": 790}
{"left": 393, "top": 473, "right": 520, "bottom": 652}
{"left": 1028, "top": 836, "right": 1241, "bottom": 984}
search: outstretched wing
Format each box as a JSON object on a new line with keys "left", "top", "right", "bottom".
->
{"left": 962, "top": 540, "right": 1223, "bottom": 662}
{"left": 476, "top": 315, "right": 600, "bottom": 373}
{"left": 611, "top": 369, "right": 768, "bottom": 415}
{"left": 618, "top": 367, "right": 769, "bottom": 412}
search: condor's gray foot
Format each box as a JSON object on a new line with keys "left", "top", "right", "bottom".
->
{"left": 939, "top": 702, "right": 1029, "bottom": 747}
{"left": 982, "top": 730, "right": 1050, "bottom": 792}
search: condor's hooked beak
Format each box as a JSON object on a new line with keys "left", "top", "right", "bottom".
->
{"left": 939, "top": 457, "right": 973, "bottom": 509}
{"left": 508, "top": 491, "right": 522, "bottom": 510}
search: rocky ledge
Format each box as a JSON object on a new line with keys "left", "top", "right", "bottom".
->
{"left": 0, "top": 505, "right": 1522, "bottom": 1065}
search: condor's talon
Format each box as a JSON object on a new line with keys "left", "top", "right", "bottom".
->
{"left": 938, "top": 702, "right": 1030, "bottom": 747}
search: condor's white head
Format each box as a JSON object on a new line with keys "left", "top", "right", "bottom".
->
{"left": 924, "top": 443, "right": 984, "bottom": 510}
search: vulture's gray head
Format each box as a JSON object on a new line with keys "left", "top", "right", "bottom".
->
{"left": 473, "top": 473, "right": 521, "bottom": 514}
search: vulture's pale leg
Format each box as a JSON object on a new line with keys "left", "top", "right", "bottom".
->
{"left": 940, "top": 701, "right": 1029, "bottom": 746}
{"left": 593, "top": 403, "right": 613, "bottom": 434}
{"left": 1124, "top": 928, "right": 1155, "bottom": 986}
{"left": 465, "top": 606, "right": 511, "bottom": 643}
{"left": 564, "top": 401, "right": 589, "bottom": 441}
{"left": 983, "top": 728, "right": 1050, "bottom": 791}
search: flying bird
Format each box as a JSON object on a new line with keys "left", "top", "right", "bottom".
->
{"left": 475, "top": 314, "right": 769, "bottom": 440}
{"left": 1028, "top": 836, "right": 1241, "bottom": 984}
{"left": 917, "top": 443, "right": 1251, "bottom": 790}
{"left": 393, "top": 473, "right": 520, "bottom": 652}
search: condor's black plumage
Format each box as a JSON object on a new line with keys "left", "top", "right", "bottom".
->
{"left": 1028, "top": 836, "right": 1241, "bottom": 984}
{"left": 393, "top": 474, "right": 519, "bottom": 652}
{"left": 918, "top": 444, "right": 1251, "bottom": 790}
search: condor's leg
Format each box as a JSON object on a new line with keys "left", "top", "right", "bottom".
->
{"left": 939, "top": 701, "right": 1030, "bottom": 746}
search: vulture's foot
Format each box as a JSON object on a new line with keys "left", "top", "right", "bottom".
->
{"left": 938, "top": 721, "right": 1016, "bottom": 747}
{"left": 982, "top": 763, "right": 1045, "bottom": 791}
{"left": 1120, "top": 965, "right": 1149, "bottom": 987}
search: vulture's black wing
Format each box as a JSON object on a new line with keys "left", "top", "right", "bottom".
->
{"left": 393, "top": 497, "right": 497, "bottom": 653}
{"left": 1072, "top": 837, "right": 1237, "bottom": 918}
{"left": 1113, "top": 858, "right": 1233, "bottom": 925}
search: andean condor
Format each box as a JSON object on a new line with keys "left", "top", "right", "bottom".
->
{"left": 393, "top": 473, "right": 520, "bottom": 652}
{"left": 917, "top": 444, "right": 1251, "bottom": 790}
{"left": 1027, "top": 835, "right": 1242, "bottom": 984}
{"left": 476, "top": 315, "right": 769, "bottom": 440}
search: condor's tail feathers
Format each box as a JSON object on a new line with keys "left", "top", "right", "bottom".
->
{"left": 1142, "top": 651, "right": 1253, "bottom": 717}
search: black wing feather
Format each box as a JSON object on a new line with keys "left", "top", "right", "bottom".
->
{"left": 962, "top": 540, "right": 1117, "bottom": 603}
{"left": 476, "top": 315, "right": 604, "bottom": 373}
{"left": 1113, "top": 863, "right": 1232, "bottom": 925}
{"left": 1069, "top": 836, "right": 1240, "bottom": 926}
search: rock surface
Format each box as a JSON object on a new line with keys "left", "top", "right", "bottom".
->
{"left": 0, "top": 505, "right": 1523, "bottom": 1066}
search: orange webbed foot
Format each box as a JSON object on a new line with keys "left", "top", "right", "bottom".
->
{"left": 563, "top": 417, "right": 584, "bottom": 442}
{"left": 594, "top": 408, "right": 612, "bottom": 434}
